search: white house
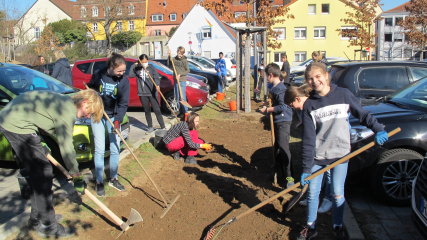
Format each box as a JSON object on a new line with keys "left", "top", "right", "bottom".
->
{"left": 14, "top": 0, "right": 74, "bottom": 45}
{"left": 167, "top": 3, "right": 236, "bottom": 59}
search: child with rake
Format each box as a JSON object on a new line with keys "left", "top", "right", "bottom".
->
{"left": 297, "top": 62, "right": 388, "bottom": 240}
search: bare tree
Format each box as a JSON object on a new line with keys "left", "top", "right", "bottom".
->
{"left": 402, "top": 0, "right": 427, "bottom": 61}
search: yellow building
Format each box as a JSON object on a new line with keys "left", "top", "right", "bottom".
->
{"left": 87, "top": 20, "right": 146, "bottom": 40}
{"left": 270, "top": 0, "right": 382, "bottom": 66}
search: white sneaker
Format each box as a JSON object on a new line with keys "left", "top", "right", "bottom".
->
{"left": 318, "top": 198, "right": 332, "bottom": 213}
{"left": 299, "top": 199, "right": 307, "bottom": 206}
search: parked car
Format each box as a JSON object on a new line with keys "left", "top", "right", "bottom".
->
{"left": 72, "top": 58, "right": 209, "bottom": 113}
{"left": 290, "top": 57, "right": 348, "bottom": 72}
{"left": 154, "top": 59, "right": 219, "bottom": 94}
{"left": 0, "top": 63, "right": 129, "bottom": 170}
{"left": 44, "top": 62, "right": 55, "bottom": 76}
{"left": 412, "top": 154, "right": 427, "bottom": 239}
{"left": 187, "top": 57, "right": 233, "bottom": 82}
{"left": 329, "top": 61, "right": 427, "bottom": 106}
{"left": 211, "top": 57, "right": 237, "bottom": 79}
{"left": 347, "top": 76, "right": 427, "bottom": 205}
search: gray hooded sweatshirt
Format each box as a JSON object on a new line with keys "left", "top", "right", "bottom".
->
{"left": 51, "top": 58, "right": 73, "bottom": 86}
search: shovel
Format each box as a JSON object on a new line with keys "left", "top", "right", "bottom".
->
{"left": 167, "top": 46, "right": 192, "bottom": 109}
{"left": 46, "top": 154, "right": 143, "bottom": 236}
{"left": 267, "top": 99, "right": 278, "bottom": 185}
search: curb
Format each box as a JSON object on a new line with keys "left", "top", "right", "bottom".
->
{"left": 344, "top": 202, "right": 365, "bottom": 240}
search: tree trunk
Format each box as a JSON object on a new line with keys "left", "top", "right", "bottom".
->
{"left": 105, "top": 23, "right": 113, "bottom": 56}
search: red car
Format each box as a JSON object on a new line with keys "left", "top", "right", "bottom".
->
{"left": 72, "top": 58, "right": 209, "bottom": 113}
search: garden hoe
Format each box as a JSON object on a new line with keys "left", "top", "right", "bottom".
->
{"left": 204, "top": 127, "right": 401, "bottom": 240}
{"left": 46, "top": 154, "right": 143, "bottom": 238}
{"left": 82, "top": 82, "right": 180, "bottom": 219}
{"left": 167, "top": 46, "right": 192, "bottom": 109}
{"left": 268, "top": 99, "right": 278, "bottom": 185}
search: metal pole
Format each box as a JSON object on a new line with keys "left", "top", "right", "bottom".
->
{"left": 263, "top": 30, "right": 267, "bottom": 102}
{"left": 236, "top": 32, "right": 240, "bottom": 113}
{"left": 253, "top": 0, "right": 258, "bottom": 99}
{"left": 240, "top": 34, "right": 244, "bottom": 110}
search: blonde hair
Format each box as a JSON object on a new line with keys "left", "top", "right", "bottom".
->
{"left": 304, "top": 62, "right": 328, "bottom": 84}
{"left": 72, "top": 89, "right": 104, "bottom": 123}
{"left": 54, "top": 51, "right": 66, "bottom": 60}
{"left": 312, "top": 51, "right": 323, "bottom": 62}
{"left": 177, "top": 46, "right": 185, "bottom": 54}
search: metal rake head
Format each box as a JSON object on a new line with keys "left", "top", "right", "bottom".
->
{"left": 204, "top": 225, "right": 217, "bottom": 240}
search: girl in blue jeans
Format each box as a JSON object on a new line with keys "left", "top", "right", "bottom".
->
{"left": 87, "top": 53, "right": 130, "bottom": 197}
{"left": 298, "top": 62, "right": 388, "bottom": 240}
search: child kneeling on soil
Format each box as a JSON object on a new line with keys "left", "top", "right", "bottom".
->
{"left": 260, "top": 63, "right": 293, "bottom": 188}
{"left": 163, "top": 112, "right": 212, "bottom": 164}
{"left": 298, "top": 62, "right": 388, "bottom": 240}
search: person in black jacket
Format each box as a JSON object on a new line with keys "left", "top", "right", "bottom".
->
{"left": 51, "top": 51, "right": 73, "bottom": 86}
{"left": 87, "top": 53, "right": 130, "bottom": 197}
{"left": 281, "top": 54, "right": 291, "bottom": 86}
{"left": 129, "top": 54, "right": 165, "bottom": 133}
{"left": 32, "top": 55, "right": 45, "bottom": 73}
{"left": 260, "top": 63, "right": 293, "bottom": 188}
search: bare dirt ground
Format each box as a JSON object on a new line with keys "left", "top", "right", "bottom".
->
{"left": 8, "top": 97, "right": 335, "bottom": 240}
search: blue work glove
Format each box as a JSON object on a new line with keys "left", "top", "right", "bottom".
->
{"left": 300, "top": 173, "right": 311, "bottom": 187}
{"left": 375, "top": 131, "right": 388, "bottom": 145}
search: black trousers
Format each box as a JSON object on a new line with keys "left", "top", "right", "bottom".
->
{"left": 0, "top": 126, "right": 56, "bottom": 225}
{"left": 139, "top": 96, "right": 165, "bottom": 129}
{"left": 274, "top": 121, "right": 292, "bottom": 184}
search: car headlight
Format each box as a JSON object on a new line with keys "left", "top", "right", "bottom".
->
{"left": 186, "top": 81, "right": 202, "bottom": 89}
{"left": 350, "top": 126, "right": 374, "bottom": 143}
{"left": 75, "top": 117, "right": 91, "bottom": 125}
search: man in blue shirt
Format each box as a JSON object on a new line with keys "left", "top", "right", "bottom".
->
{"left": 215, "top": 52, "right": 227, "bottom": 93}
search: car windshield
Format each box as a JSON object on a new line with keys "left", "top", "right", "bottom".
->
{"left": 0, "top": 66, "right": 76, "bottom": 96}
{"left": 387, "top": 77, "right": 427, "bottom": 110}
{"left": 149, "top": 61, "right": 173, "bottom": 75}
{"left": 329, "top": 66, "right": 346, "bottom": 85}
{"left": 195, "top": 58, "right": 215, "bottom": 68}
{"left": 188, "top": 62, "right": 200, "bottom": 71}
{"left": 300, "top": 59, "right": 312, "bottom": 66}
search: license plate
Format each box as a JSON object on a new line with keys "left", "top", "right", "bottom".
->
{"left": 422, "top": 197, "right": 427, "bottom": 218}
{"left": 121, "top": 128, "right": 129, "bottom": 139}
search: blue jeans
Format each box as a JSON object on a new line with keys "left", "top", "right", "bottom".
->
{"left": 324, "top": 170, "right": 332, "bottom": 201}
{"left": 217, "top": 73, "right": 225, "bottom": 93}
{"left": 174, "top": 81, "right": 188, "bottom": 114}
{"left": 307, "top": 162, "right": 348, "bottom": 226}
{"left": 92, "top": 116, "right": 120, "bottom": 183}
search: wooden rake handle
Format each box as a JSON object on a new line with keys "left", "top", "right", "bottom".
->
{"left": 232, "top": 127, "right": 401, "bottom": 222}
{"left": 167, "top": 46, "right": 184, "bottom": 102}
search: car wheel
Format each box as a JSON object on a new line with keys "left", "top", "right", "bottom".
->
{"left": 161, "top": 91, "right": 179, "bottom": 114}
{"left": 370, "top": 148, "right": 422, "bottom": 206}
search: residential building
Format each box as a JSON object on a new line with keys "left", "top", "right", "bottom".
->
{"left": 73, "top": 0, "right": 146, "bottom": 41}
{"left": 270, "top": 0, "right": 382, "bottom": 66}
{"left": 14, "top": 0, "right": 74, "bottom": 45}
{"left": 376, "top": 2, "right": 421, "bottom": 61}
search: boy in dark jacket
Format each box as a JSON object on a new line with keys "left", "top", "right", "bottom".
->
{"left": 51, "top": 54, "right": 73, "bottom": 86}
{"left": 215, "top": 52, "right": 227, "bottom": 93}
{"left": 260, "top": 63, "right": 293, "bottom": 188}
{"left": 168, "top": 46, "right": 190, "bottom": 117}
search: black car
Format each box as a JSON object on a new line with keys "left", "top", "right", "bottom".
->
{"left": 329, "top": 61, "right": 427, "bottom": 105}
{"left": 412, "top": 155, "right": 427, "bottom": 239}
{"left": 154, "top": 59, "right": 219, "bottom": 94}
{"left": 347, "top": 77, "right": 427, "bottom": 206}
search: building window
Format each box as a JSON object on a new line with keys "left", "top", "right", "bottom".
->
{"left": 294, "top": 27, "right": 306, "bottom": 39}
{"left": 385, "top": 18, "right": 393, "bottom": 26}
{"left": 385, "top": 33, "right": 392, "bottom": 42}
{"left": 117, "top": 7, "right": 122, "bottom": 15}
{"left": 395, "top": 17, "right": 403, "bottom": 26}
{"left": 80, "top": 6, "right": 86, "bottom": 18}
{"left": 154, "top": 30, "right": 161, "bottom": 36}
{"left": 129, "top": 4, "right": 135, "bottom": 15}
{"left": 313, "top": 27, "right": 326, "bottom": 39}
{"left": 129, "top": 20, "right": 135, "bottom": 31}
{"left": 294, "top": 52, "right": 307, "bottom": 62}
{"left": 202, "top": 27, "right": 212, "bottom": 39}
{"left": 274, "top": 28, "right": 285, "bottom": 40}
{"left": 340, "top": 26, "right": 357, "bottom": 40}
{"left": 92, "top": 6, "right": 98, "bottom": 17}
{"left": 321, "top": 4, "right": 329, "bottom": 14}
{"left": 321, "top": 51, "right": 326, "bottom": 57}
{"left": 274, "top": 52, "right": 286, "bottom": 62}
{"left": 235, "top": 12, "right": 246, "bottom": 18}
{"left": 183, "top": 13, "right": 188, "bottom": 19}
{"left": 116, "top": 21, "right": 123, "bottom": 31}
{"left": 92, "top": 23, "right": 98, "bottom": 32}
{"left": 404, "top": 33, "right": 410, "bottom": 43}
{"left": 104, "top": 6, "right": 110, "bottom": 17}
{"left": 308, "top": 4, "right": 316, "bottom": 15}
{"left": 152, "top": 14, "right": 163, "bottom": 22}
{"left": 404, "top": 49, "right": 412, "bottom": 58}
{"left": 394, "top": 33, "right": 403, "bottom": 42}
{"left": 34, "top": 27, "right": 40, "bottom": 39}
{"left": 239, "top": 0, "right": 245, "bottom": 4}
{"left": 170, "top": 14, "right": 177, "bottom": 21}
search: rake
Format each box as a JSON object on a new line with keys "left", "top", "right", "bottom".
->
{"left": 204, "top": 127, "right": 401, "bottom": 240}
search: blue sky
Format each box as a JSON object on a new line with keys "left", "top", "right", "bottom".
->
{"left": 18, "top": 0, "right": 408, "bottom": 16}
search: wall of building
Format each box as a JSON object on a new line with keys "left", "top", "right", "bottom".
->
{"left": 87, "top": 19, "right": 146, "bottom": 40}
{"left": 146, "top": 25, "right": 177, "bottom": 37}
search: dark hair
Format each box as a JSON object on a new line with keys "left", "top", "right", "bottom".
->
{"left": 219, "top": 52, "right": 223, "bottom": 55}
{"left": 138, "top": 54, "right": 148, "bottom": 61}
{"left": 304, "top": 62, "right": 328, "bottom": 83}
{"left": 187, "top": 112, "right": 199, "bottom": 130}
{"left": 284, "top": 84, "right": 313, "bottom": 106}
{"left": 32, "top": 55, "right": 44, "bottom": 67}
{"left": 282, "top": 54, "right": 287, "bottom": 58}
{"left": 265, "top": 63, "right": 281, "bottom": 78}
{"left": 107, "top": 52, "right": 126, "bottom": 69}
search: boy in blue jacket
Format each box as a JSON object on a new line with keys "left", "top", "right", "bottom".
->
{"left": 260, "top": 63, "right": 294, "bottom": 188}
{"left": 215, "top": 52, "right": 227, "bottom": 93}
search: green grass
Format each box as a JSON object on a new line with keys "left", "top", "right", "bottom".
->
{"left": 121, "top": 143, "right": 161, "bottom": 182}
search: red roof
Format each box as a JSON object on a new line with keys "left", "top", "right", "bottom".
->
{"left": 50, "top": 0, "right": 75, "bottom": 17}
{"left": 384, "top": 1, "right": 411, "bottom": 13}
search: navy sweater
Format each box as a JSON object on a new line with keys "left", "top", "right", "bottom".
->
{"left": 301, "top": 84, "right": 384, "bottom": 174}
{"left": 87, "top": 67, "right": 130, "bottom": 123}
{"left": 270, "top": 81, "right": 293, "bottom": 123}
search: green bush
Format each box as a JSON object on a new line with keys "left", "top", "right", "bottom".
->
{"left": 111, "top": 31, "right": 142, "bottom": 46}
{"left": 47, "top": 19, "right": 87, "bottom": 44}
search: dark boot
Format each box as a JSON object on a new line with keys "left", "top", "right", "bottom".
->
{"left": 36, "top": 223, "right": 76, "bottom": 238}
{"left": 173, "top": 151, "right": 182, "bottom": 161}
{"left": 184, "top": 156, "right": 197, "bottom": 165}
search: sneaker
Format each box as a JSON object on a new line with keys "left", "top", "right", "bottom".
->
{"left": 297, "top": 225, "right": 317, "bottom": 240}
{"left": 36, "top": 223, "right": 76, "bottom": 239}
{"left": 173, "top": 151, "right": 182, "bottom": 161}
{"left": 318, "top": 198, "right": 333, "bottom": 213}
{"left": 146, "top": 127, "right": 155, "bottom": 134}
{"left": 109, "top": 178, "right": 125, "bottom": 192}
{"left": 286, "top": 177, "right": 295, "bottom": 188}
{"left": 184, "top": 156, "right": 198, "bottom": 165}
{"left": 95, "top": 182, "right": 105, "bottom": 197}
{"left": 28, "top": 214, "right": 64, "bottom": 229}
{"left": 333, "top": 226, "right": 347, "bottom": 240}
{"left": 299, "top": 199, "right": 307, "bottom": 206}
